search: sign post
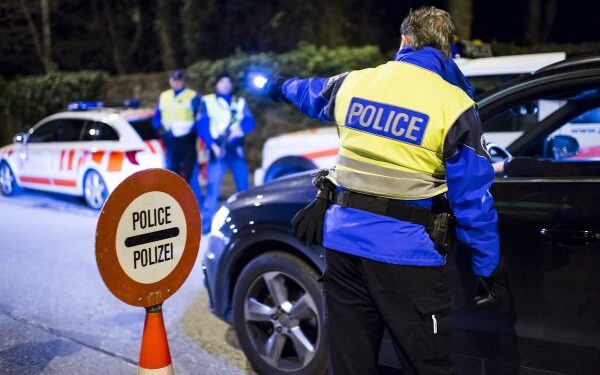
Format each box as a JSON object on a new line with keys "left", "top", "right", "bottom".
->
{"left": 96, "top": 169, "right": 201, "bottom": 374}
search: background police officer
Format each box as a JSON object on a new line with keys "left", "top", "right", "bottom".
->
{"left": 197, "top": 72, "right": 255, "bottom": 234}
{"left": 266, "top": 6, "right": 505, "bottom": 375}
{"left": 153, "top": 69, "right": 200, "bottom": 183}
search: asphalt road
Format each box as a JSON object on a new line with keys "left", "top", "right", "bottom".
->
{"left": 0, "top": 189, "right": 255, "bottom": 375}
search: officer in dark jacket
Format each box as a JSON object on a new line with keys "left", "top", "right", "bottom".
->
{"left": 266, "top": 7, "right": 505, "bottom": 375}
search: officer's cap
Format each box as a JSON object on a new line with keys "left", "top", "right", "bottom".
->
{"left": 169, "top": 69, "right": 185, "bottom": 81}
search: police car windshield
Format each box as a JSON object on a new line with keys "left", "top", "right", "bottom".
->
{"left": 129, "top": 118, "right": 159, "bottom": 140}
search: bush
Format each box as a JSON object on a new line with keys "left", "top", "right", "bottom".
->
{"left": 5, "top": 70, "right": 106, "bottom": 125}
{"left": 0, "top": 71, "right": 106, "bottom": 143}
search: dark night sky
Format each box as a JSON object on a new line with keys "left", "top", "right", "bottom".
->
{"left": 472, "top": 0, "right": 600, "bottom": 43}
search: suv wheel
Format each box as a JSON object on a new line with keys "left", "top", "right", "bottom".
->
{"left": 0, "top": 162, "right": 20, "bottom": 196}
{"left": 83, "top": 170, "right": 108, "bottom": 209}
{"left": 233, "top": 252, "right": 327, "bottom": 375}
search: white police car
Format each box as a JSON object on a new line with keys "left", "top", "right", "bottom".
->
{"left": 254, "top": 52, "right": 567, "bottom": 184}
{"left": 0, "top": 101, "right": 165, "bottom": 209}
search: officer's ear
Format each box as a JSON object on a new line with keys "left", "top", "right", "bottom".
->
{"left": 400, "top": 35, "right": 413, "bottom": 49}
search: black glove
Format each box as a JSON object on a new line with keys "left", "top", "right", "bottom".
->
{"left": 291, "top": 196, "right": 330, "bottom": 245}
{"left": 291, "top": 169, "right": 335, "bottom": 245}
{"left": 264, "top": 77, "right": 287, "bottom": 102}
{"left": 474, "top": 257, "right": 507, "bottom": 308}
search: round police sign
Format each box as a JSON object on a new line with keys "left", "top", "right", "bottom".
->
{"left": 96, "top": 169, "right": 200, "bottom": 307}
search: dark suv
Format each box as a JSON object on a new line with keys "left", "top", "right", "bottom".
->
{"left": 203, "top": 56, "right": 600, "bottom": 375}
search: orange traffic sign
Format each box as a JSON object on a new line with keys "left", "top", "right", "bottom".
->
{"left": 95, "top": 169, "right": 201, "bottom": 307}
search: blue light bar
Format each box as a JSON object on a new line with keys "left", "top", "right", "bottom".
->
{"left": 67, "top": 101, "right": 104, "bottom": 111}
{"left": 67, "top": 99, "right": 141, "bottom": 111}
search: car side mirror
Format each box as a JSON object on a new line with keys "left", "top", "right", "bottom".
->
{"left": 13, "top": 132, "right": 28, "bottom": 144}
{"left": 543, "top": 135, "right": 579, "bottom": 160}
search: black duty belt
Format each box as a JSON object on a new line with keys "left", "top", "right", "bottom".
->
{"left": 332, "top": 190, "right": 434, "bottom": 227}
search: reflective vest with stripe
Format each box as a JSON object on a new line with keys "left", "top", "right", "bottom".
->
{"left": 331, "top": 61, "right": 474, "bottom": 200}
{"left": 158, "top": 88, "right": 197, "bottom": 137}
{"left": 203, "top": 94, "right": 246, "bottom": 140}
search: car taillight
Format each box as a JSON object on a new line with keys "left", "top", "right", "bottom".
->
{"left": 125, "top": 150, "right": 142, "bottom": 165}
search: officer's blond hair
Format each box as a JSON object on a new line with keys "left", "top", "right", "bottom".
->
{"left": 400, "top": 7, "right": 455, "bottom": 57}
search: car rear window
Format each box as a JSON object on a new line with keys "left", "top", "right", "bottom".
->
{"left": 129, "top": 118, "right": 160, "bottom": 140}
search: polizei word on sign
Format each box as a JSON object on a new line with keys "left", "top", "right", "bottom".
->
{"left": 115, "top": 192, "right": 187, "bottom": 284}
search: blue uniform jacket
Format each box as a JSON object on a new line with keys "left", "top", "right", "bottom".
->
{"left": 280, "top": 46, "right": 500, "bottom": 276}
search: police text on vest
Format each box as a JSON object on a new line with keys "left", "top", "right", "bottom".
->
{"left": 345, "top": 98, "right": 429, "bottom": 145}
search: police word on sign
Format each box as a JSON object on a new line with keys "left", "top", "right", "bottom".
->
{"left": 115, "top": 192, "right": 187, "bottom": 284}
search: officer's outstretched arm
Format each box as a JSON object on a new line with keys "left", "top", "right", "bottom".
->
{"left": 267, "top": 73, "right": 348, "bottom": 122}
{"left": 443, "top": 107, "right": 500, "bottom": 278}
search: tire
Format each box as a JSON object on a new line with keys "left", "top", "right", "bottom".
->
{"left": 0, "top": 162, "right": 20, "bottom": 196}
{"left": 83, "top": 169, "right": 108, "bottom": 209}
{"left": 233, "top": 252, "right": 327, "bottom": 375}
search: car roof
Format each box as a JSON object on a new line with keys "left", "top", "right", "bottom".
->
{"left": 477, "top": 53, "right": 600, "bottom": 103}
{"left": 455, "top": 52, "right": 566, "bottom": 77}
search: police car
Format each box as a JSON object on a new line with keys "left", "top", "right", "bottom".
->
{"left": 254, "top": 52, "right": 567, "bottom": 185}
{"left": 0, "top": 101, "right": 165, "bottom": 209}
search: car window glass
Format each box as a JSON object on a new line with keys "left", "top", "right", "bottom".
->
{"left": 55, "top": 119, "right": 86, "bottom": 142}
{"left": 28, "top": 120, "right": 61, "bottom": 143}
{"left": 469, "top": 74, "right": 522, "bottom": 97}
{"left": 82, "top": 121, "right": 119, "bottom": 141}
{"left": 548, "top": 106, "right": 600, "bottom": 161}
{"left": 129, "top": 118, "right": 159, "bottom": 140}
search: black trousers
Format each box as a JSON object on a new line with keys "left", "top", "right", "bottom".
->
{"left": 324, "top": 249, "right": 454, "bottom": 375}
{"left": 164, "top": 136, "right": 197, "bottom": 183}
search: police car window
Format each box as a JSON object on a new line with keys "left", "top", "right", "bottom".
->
{"left": 469, "top": 74, "right": 522, "bottom": 97}
{"left": 547, "top": 106, "right": 600, "bottom": 161}
{"left": 129, "top": 118, "right": 159, "bottom": 140}
{"left": 28, "top": 120, "right": 62, "bottom": 143}
{"left": 55, "top": 119, "right": 86, "bottom": 142}
{"left": 82, "top": 121, "right": 119, "bottom": 141}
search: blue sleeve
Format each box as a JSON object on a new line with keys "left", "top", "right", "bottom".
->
{"left": 281, "top": 73, "right": 348, "bottom": 122}
{"left": 152, "top": 106, "right": 161, "bottom": 130}
{"left": 240, "top": 101, "right": 255, "bottom": 134}
{"left": 191, "top": 95, "right": 200, "bottom": 117}
{"left": 196, "top": 99, "right": 214, "bottom": 147}
{"left": 444, "top": 108, "right": 500, "bottom": 277}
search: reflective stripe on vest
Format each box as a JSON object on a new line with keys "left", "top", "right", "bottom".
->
{"left": 331, "top": 61, "right": 474, "bottom": 200}
{"left": 159, "top": 88, "right": 197, "bottom": 137}
{"left": 203, "top": 94, "right": 245, "bottom": 140}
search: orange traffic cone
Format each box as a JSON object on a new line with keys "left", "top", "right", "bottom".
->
{"left": 138, "top": 305, "right": 174, "bottom": 375}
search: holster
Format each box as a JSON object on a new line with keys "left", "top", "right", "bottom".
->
{"left": 426, "top": 212, "right": 454, "bottom": 253}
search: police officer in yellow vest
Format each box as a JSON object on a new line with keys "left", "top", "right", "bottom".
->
{"left": 265, "top": 7, "right": 506, "bottom": 375}
{"left": 153, "top": 69, "right": 200, "bottom": 183}
{"left": 197, "top": 73, "right": 255, "bottom": 234}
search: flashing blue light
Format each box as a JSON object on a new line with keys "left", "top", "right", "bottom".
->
{"left": 67, "top": 101, "right": 104, "bottom": 111}
{"left": 123, "top": 99, "right": 140, "bottom": 108}
{"left": 252, "top": 75, "right": 268, "bottom": 89}
{"left": 67, "top": 99, "right": 140, "bottom": 111}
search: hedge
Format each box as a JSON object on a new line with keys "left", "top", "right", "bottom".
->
{"left": 0, "top": 71, "right": 106, "bottom": 144}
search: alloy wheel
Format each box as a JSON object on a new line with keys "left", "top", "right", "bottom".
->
{"left": 84, "top": 170, "right": 108, "bottom": 209}
{"left": 243, "top": 270, "right": 320, "bottom": 372}
{"left": 0, "top": 163, "right": 15, "bottom": 195}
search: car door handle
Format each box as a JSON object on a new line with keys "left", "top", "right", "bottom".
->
{"left": 540, "top": 229, "right": 600, "bottom": 246}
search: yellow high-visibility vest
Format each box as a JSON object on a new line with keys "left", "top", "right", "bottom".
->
{"left": 331, "top": 61, "right": 474, "bottom": 200}
{"left": 158, "top": 88, "right": 197, "bottom": 137}
{"left": 202, "top": 94, "right": 246, "bottom": 140}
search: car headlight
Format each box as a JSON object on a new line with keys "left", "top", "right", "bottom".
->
{"left": 211, "top": 205, "right": 231, "bottom": 234}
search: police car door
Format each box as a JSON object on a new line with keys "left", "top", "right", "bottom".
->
{"left": 51, "top": 118, "right": 87, "bottom": 192}
{"left": 19, "top": 119, "right": 62, "bottom": 189}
